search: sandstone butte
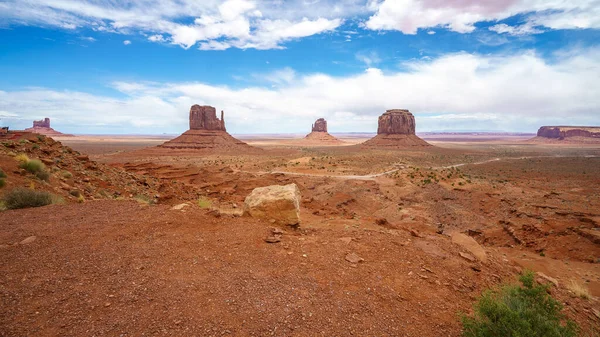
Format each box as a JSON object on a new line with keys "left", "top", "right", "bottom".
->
{"left": 24, "top": 118, "right": 72, "bottom": 137}
{"left": 363, "top": 109, "right": 431, "bottom": 147}
{"left": 160, "top": 105, "right": 255, "bottom": 150}
{"left": 533, "top": 126, "right": 600, "bottom": 143}
{"left": 303, "top": 118, "right": 344, "bottom": 144}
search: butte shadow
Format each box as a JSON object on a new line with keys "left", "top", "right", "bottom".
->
{"left": 362, "top": 109, "right": 431, "bottom": 148}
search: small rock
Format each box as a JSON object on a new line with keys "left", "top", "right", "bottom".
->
{"left": 20, "top": 236, "right": 36, "bottom": 245}
{"left": 375, "top": 218, "right": 389, "bottom": 226}
{"left": 459, "top": 252, "right": 476, "bottom": 262}
{"left": 339, "top": 237, "right": 352, "bottom": 244}
{"left": 536, "top": 272, "right": 559, "bottom": 287}
{"left": 264, "top": 236, "right": 281, "bottom": 243}
{"left": 345, "top": 252, "right": 364, "bottom": 264}
{"left": 410, "top": 229, "right": 423, "bottom": 238}
{"left": 170, "top": 203, "right": 189, "bottom": 211}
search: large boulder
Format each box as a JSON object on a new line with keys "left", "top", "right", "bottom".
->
{"left": 243, "top": 183, "right": 301, "bottom": 226}
{"left": 451, "top": 232, "right": 487, "bottom": 262}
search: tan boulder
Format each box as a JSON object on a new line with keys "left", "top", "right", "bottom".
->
{"left": 451, "top": 232, "right": 487, "bottom": 262}
{"left": 243, "top": 184, "right": 301, "bottom": 226}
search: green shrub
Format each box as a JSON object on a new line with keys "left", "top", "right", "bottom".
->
{"left": 61, "top": 170, "right": 73, "bottom": 179}
{"left": 1, "top": 187, "right": 53, "bottom": 209}
{"left": 0, "top": 179, "right": 5, "bottom": 188}
{"left": 0, "top": 168, "right": 6, "bottom": 178}
{"left": 197, "top": 196, "right": 212, "bottom": 209}
{"left": 35, "top": 170, "right": 50, "bottom": 181}
{"left": 19, "top": 159, "right": 45, "bottom": 174}
{"left": 462, "top": 271, "right": 578, "bottom": 337}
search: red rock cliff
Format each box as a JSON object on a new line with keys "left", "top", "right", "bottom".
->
{"left": 311, "top": 118, "right": 328, "bottom": 132}
{"left": 189, "top": 105, "right": 226, "bottom": 131}
{"left": 377, "top": 109, "right": 416, "bottom": 135}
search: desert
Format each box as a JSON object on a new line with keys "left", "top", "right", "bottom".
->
{"left": 1, "top": 2, "right": 600, "bottom": 336}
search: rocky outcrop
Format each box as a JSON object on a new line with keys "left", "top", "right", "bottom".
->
{"left": 536, "top": 126, "right": 600, "bottom": 140}
{"left": 312, "top": 118, "right": 327, "bottom": 133}
{"left": 160, "top": 105, "right": 256, "bottom": 151}
{"left": 363, "top": 109, "right": 430, "bottom": 147}
{"left": 24, "top": 118, "right": 71, "bottom": 137}
{"left": 190, "top": 105, "right": 226, "bottom": 131}
{"left": 243, "top": 183, "right": 301, "bottom": 227}
{"left": 377, "top": 109, "right": 416, "bottom": 135}
{"left": 33, "top": 118, "right": 51, "bottom": 128}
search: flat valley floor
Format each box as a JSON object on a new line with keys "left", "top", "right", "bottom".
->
{"left": 1, "top": 134, "right": 599, "bottom": 336}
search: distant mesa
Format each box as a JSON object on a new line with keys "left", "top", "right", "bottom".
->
{"left": 531, "top": 126, "right": 600, "bottom": 144}
{"left": 303, "top": 118, "right": 344, "bottom": 145}
{"left": 160, "top": 104, "right": 255, "bottom": 150}
{"left": 24, "top": 118, "right": 72, "bottom": 137}
{"left": 363, "top": 109, "right": 431, "bottom": 147}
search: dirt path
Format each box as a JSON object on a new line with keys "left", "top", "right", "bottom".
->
{"left": 239, "top": 155, "right": 600, "bottom": 180}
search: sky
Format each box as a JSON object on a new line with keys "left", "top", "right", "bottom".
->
{"left": 0, "top": 0, "right": 599, "bottom": 135}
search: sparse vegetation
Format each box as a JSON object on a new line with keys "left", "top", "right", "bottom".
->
{"left": 17, "top": 157, "right": 51, "bottom": 182}
{"left": 134, "top": 194, "right": 154, "bottom": 205}
{"left": 567, "top": 280, "right": 590, "bottom": 299}
{"left": 462, "top": 271, "right": 578, "bottom": 337}
{"left": 61, "top": 170, "right": 73, "bottom": 179}
{"left": 197, "top": 196, "right": 212, "bottom": 209}
{"left": 1, "top": 187, "right": 54, "bottom": 210}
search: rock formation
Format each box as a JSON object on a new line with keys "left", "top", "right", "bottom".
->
{"left": 189, "top": 105, "right": 226, "bottom": 131}
{"left": 243, "top": 183, "right": 301, "bottom": 227}
{"left": 312, "top": 118, "right": 327, "bottom": 133}
{"left": 302, "top": 118, "right": 345, "bottom": 145}
{"left": 24, "top": 118, "right": 71, "bottom": 137}
{"left": 534, "top": 126, "right": 600, "bottom": 143}
{"left": 33, "top": 118, "right": 51, "bottom": 128}
{"left": 363, "top": 109, "right": 430, "bottom": 147}
{"left": 160, "top": 105, "right": 255, "bottom": 151}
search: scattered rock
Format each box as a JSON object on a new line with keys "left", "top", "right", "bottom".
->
{"left": 339, "top": 237, "right": 353, "bottom": 244}
{"left": 243, "top": 183, "right": 301, "bottom": 227}
{"left": 19, "top": 236, "right": 37, "bottom": 245}
{"left": 345, "top": 252, "right": 364, "bottom": 264}
{"left": 375, "top": 218, "right": 389, "bottom": 226}
{"left": 410, "top": 229, "right": 423, "bottom": 238}
{"left": 264, "top": 236, "right": 281, "bottom": 243}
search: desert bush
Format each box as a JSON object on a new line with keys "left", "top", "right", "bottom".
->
{"left": 0, "top": 179, "right": 5, "bottom": 188}
{"left": 197, "top": 196, "right": 212, "bottom": 209}
{"left": 0, "top": 168, "right": 6, "bottom": 179}
{"left": 15, "top": 153, "right": 29, "bottom": 164}
{"left": 19, "top": 159, "right": 45, "bottom": 174}
{"left": 61, "top": 170, "right": 73, "bottom": 179}
{"left": 1, "top": 187, "right": 53, "bottom": 210}
{"left": 35, "top": 170, "right": 50, "bottom": 182}
{"left": 462, "top": 271, "right": 578, "bottom": 337}
{"left": 567, "top": 280, "right": 590, "bottom": 299}
{"left": 134, "top": 194, "right": 154, "bottom": 205}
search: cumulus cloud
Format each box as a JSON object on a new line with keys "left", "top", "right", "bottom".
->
{"left": 489, "top": 23, "right": 543, "bottom": 36}
{"left": 123, "top": 40, "right": 131, "bottom": 45}
{"left": 0, "top": 0, "right": 346, "bottom": 50}
{"left": 1, "top": 49, "right": 599, "bottom": 133}
{"left": 365, "top": 0, "right": 600, "bottom": 34}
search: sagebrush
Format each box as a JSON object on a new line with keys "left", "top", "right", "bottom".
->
{"left": 462, "top": 271, "right": 578, "bottom": 337}
{"left": 2, "top": 187, "right": 53, "bottom": 209}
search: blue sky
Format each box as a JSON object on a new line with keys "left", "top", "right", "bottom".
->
{"left": 0, "top": 0, "right": 599, "bottom": 134}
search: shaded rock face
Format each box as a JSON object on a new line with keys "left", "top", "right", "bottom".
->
{"left": 33, "top": 118, "right": 51, "bottom": 128}
{"left": 189, "top": 105, "right": 226, "bottom": 131}
{"left": 243, "top": 183, "right": 301, "bottom": 227}
{"left": 312, "top": 118, "right": 327, "bottom": 132}
{"left": 377, "top": 109, "right": 416, "bottom": 135}
{"left": 537, "top": 126, "right": 600, "bottom": 139}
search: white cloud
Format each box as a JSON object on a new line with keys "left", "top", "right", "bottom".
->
{"left": 0, "top": 0, "right": 346, "bottom": 50}
{"left": 80, "top": 36, "right": 96, "bottom": 42}
{"left": 489, "top": 23, "right": 543, "bottom": 36}
{"left": 1, "top": 49, "right": 598, "bottom": 133}
{"left": 365, "top": 0, "right": 600, "bottom": 34}
{"left": 148, "top": 34, "right": 165, "bottom": 42}
{"left": 123, "top": 40, "right": 131, "bottom": 45}
{"left": 356, "top": 51, "right": 381, "bottom": 67}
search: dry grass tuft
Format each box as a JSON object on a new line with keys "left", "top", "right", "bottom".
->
{"left": 567, "top": 280, "right": 590, "bottom": 299}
